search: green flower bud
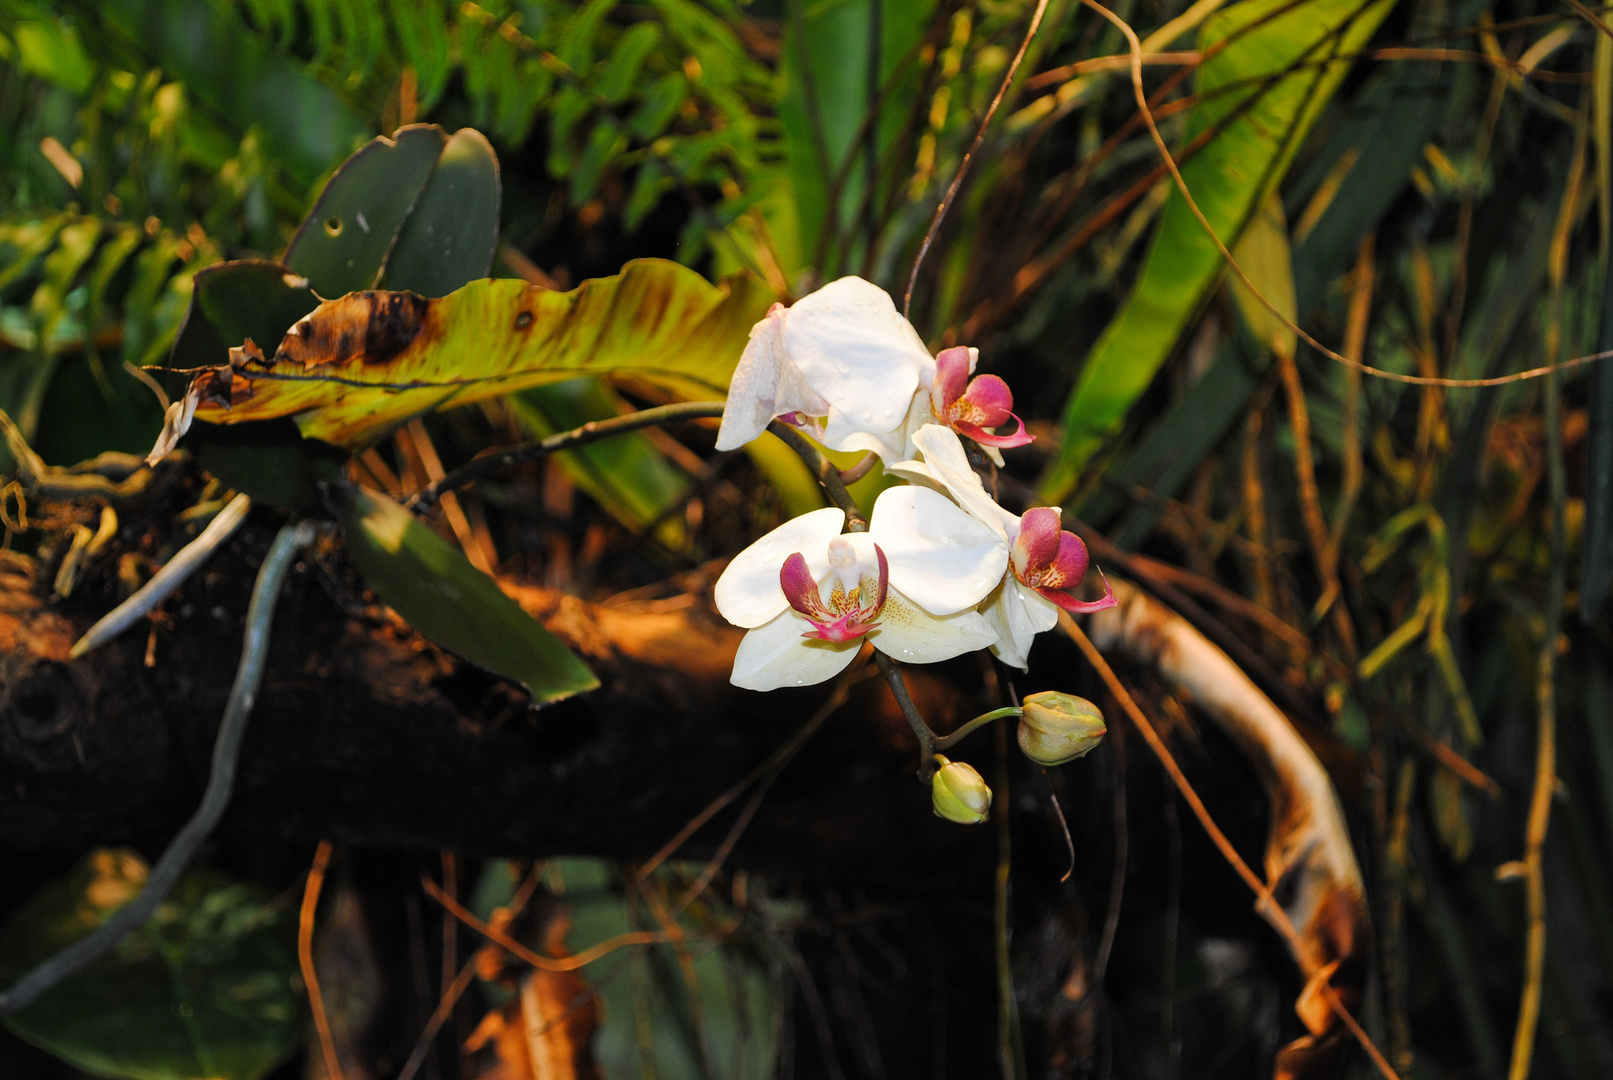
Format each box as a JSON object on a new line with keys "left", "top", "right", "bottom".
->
{"left": 1017, "top": 691, "right": 1106, "bottom": 766}
{"left": 931, "top": 756, "right": 992, "bottom": 824}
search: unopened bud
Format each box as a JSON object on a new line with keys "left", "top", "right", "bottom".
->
{"left": 931, "top": 757, "right": 992, "bottom": 824}
{"left": 1018, "top": 691, "right": 1106, "bottom": 766}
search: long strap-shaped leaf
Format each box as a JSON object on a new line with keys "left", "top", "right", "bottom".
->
{"left": 154, "top": 259, "right": 776, "bottom": 455}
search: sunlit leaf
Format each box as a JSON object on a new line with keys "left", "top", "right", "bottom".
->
{"left": 0, "top": 850, "right": 302, "bottom": 1080}
{"left": 336, "top": 486, "right": 600, "bottom": 704}
{"left": 178, "top": 259, "right": 777, "bottom": 449}
{"left": 1043, "top": 0, "right": 1398, "bottom": 499}
{"left": 511, "top": 379, "right": 691, "bottom": 545}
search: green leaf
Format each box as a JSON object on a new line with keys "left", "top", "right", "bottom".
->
{"left": 336, "top": 486, "right": 600, "bottom": 705}
{"left": 282, "top": 124, "right": 448, "bottom": 298}
{"left": 181, "top": 259, "right": 778, "bottom": 449}
{"left": 167, "top": 259, "right": 320, "bottom": 397}
{"left": 11, "top": 20, "right": 95, "bottom": 95}
{"left": 512, "top": 379, "right": 692, "bottom": 545}
{"left": 778, "top": 0, "right": 936, "bottom": 276}
{"left": 0, "top": 850, "right": 302, "bottom": 1080}
{"left": 1042, "top": 0, "right": 1398, "bottom": 500}
{"left": 164, "top": 260, "right": 328, "bottom": 507}
{"left": 378, "top": 128, "right": 501, "bottom": 298}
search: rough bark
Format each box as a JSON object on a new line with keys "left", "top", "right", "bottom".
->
{"left": 0, "top": 521, "right": 994, "bottom": 887}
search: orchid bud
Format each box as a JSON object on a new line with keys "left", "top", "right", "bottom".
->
{"left": 930, "top": 757, "right": 993, "bottom": 824}
{"left": 1017, "top": 692, "right": 1106, "bottom": 766}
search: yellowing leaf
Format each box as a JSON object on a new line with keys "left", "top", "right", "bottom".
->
{"left": 168, "top": 259, "right": 776, "bottom": 451}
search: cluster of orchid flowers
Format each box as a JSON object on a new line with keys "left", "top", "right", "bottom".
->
{"left": 711, "top": 276, "right": 1116, "bottom": 696}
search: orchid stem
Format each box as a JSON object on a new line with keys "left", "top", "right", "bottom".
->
{"left": 935, "top": 707, "right": 1023, "bottom": 752}
{"left": 767, "top": 422, "right": 868, "bottom": 531}
{"left": 876, "top": 652, "right": 944, "bottom": 778}
{"left": 411, "top": 400, "right": 727, "bottom": 509}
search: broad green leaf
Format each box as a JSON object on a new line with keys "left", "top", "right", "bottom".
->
{"left": 104, "top": 0, "right": 369, "bottom": 186}
{"left": 779, "top": 0, "right": 936, "bottom": 276}
{"left": 378, "top": 128, "right": 500, "bottom": 298}
{"left": 337, "top": 486, "right": 599, "bottom": 704}
{"left": 1043, "top": 0, "right": 1398, "bottom": 500}
{"left": 1226, "top": 195, "right": 1297, "bottom": 357}
{"left": 282, "top": 124, "right": 448, "bottom": 298}
{"left": 511, "top": 380, "right": 692, "bottom": 546}
{"left": 11, "top": 20, "right": 95, "bottom": 95}
{"left": 184, "top": 259, "right": 777, "bottom": 448}
{"left": 0, "top": 850, "right": 301, "bottom": 1080}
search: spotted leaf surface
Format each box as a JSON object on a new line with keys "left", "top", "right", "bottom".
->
{"left": 180, "top": 259, "right": 776, "bottom": 449}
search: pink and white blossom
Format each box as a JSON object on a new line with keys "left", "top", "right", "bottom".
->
{"left": 892, "top": 425, "right": 1115, "bottom": 669}
{"left": 713, "top": 487, "right": 1007, "bottom": 691}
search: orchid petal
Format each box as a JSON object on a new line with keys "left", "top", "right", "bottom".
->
{"left": 713, "top": 507, "right": 846, "bottom": 628}
{"left": 981, "top": 577, "right": 1058, "bottom": 670}
{"left": 1013, "top": 507, "right": 1063, "bottom": 576}
{"left": 868, "top": 486, "right": 1008, "bottom": 614}
{"left": 954, "top": 373, "right": 1014, "bottom": 426}
{"left": 716, "top": 306, "right": 830, "bottom": 451}
{"left": 1044, "top": 531, "right": 1092, "bottom": 588}
{"left": 730, "top": 610, "right": 862, "bottom": 691}
{"left": 905, "top": 425, "right": 1018, "bottom": 539}
{"left": 930, "top": 346, "right": 974, "bottom": 413}
{"left": 783, "top": 277, "right": 933, "bottom": 436}
{"left": 867, "top": 588, "right": 998, "bottom": 664}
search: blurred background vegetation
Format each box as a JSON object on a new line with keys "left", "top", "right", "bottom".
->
{"left": 2, "top": 0, "right": 1612, "bottom": 1077}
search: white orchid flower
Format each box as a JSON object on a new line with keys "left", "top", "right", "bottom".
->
{"left": 715, "top": 277, "right": 935, "bottom": 455}
{"left": 713, "top": 486, "right": 1007, "bottom": 691}
{"left": 891, "top": 425, "right": 1114, "bottom": 670}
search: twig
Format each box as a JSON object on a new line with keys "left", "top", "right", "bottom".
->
{"left": 1277, "top": 346, "right": 1356, "bottom": 658}
{"left": 1060, "top": 611, "right": 1402, "bottom": 1080}
{"left": 69, "top": 493, "right": 253, "bottom": 658}
{"left": 410, "top": 401, "right": 726, "bottom": 509}
{"left": 396, "top": 956, "right": 478, "bottom": 1080}
{"left": 902, "top": 0, "right": 1054, "bottom": 316}
{"left": 396, "top": 866, "right": 544, "bottom": 1080}
{"left": 1093, "top": 731, "right": 1127, "bottom": 983}
{"left": 994, "top": 719, "right": 1025, "bottom": 1080}
{"left": 300, "top": 840, "right": 345, "bottom": 1080}
{"left": 1506, "top": 328, "right": 1568, "bottom": 1080}
{"left": 420, "top": 877, "right": 695, "bottom": 973}
{"left": 0, "top": 521, "right": 312, "bottom": 1016}
{"left": 643, "top": 660, "right": 868, "bottom": 890}
{"left": 1082, "top": 0, "right": 1613, "bottom": 389}
{"left": 1326, "top": 234, "right": 1376, "bottom": 576}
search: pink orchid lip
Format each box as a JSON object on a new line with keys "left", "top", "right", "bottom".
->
{"left": 1035, "top": 570, "right": 1117, "bottom": 614}
{"left": 954, "top": 415, "right": 1034, "bottom": 449}
{"left": 1011, "top": 515, "right": 1117, "bottom": 613}
{"left": 779, "top": 543, "right": 889, "bottom": 642}
{"left": 933, "top": 353, "right": 1036, "bottom": 450}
